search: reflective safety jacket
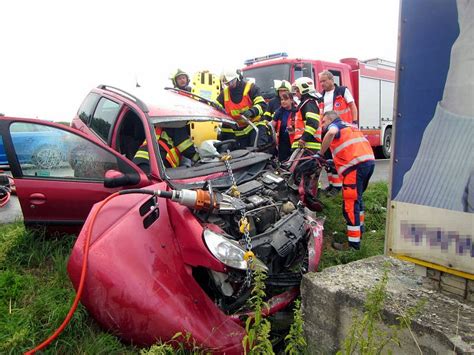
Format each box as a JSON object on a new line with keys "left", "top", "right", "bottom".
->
{"left": 293, "top": 96, "right": 321, "bottom": 151}
{"left": 134, "top": 127, "right": 182, "bottom": 168}
{"left": 216, "top": 80, "right": 267, "bottom": 128}
{"left": 320, "top": 86, "right": 353, "bottom": 123}
{"left": 275, "top": 110, "right": 304, "bottom": 145}
{"left": 329, "top": 118, "right": 374, "bottom": 175}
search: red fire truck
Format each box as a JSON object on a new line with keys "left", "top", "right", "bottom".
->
{"left": 241, "top": 53, "right": 395, "bottom": 158}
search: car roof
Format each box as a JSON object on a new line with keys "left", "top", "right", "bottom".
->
{"left": 93, "top": 85, "right": 230, "bottom": 120}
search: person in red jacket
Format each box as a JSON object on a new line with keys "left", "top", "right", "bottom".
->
{"left": 318, "top": 111, "right": 375, "bottom": 250}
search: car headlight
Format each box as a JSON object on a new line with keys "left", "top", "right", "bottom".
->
{"left": 203, "top": 229, "right": 268, "bottom": 272}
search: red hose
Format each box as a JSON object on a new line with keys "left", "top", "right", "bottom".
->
{"left": 25, "top": 192, "right": 120, "bottom": 354}
{"left": 0, "top": 190, "right": 10, "bottom": 207}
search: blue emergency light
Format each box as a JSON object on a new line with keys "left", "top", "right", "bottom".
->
{"left": 244, "top": 52, "right": 288, "bottom": 66}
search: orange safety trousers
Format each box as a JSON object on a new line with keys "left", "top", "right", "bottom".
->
{"left": 341, "top": 162, "right": 374, "bottom": 247}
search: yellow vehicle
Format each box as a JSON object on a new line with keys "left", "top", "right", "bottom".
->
{"left": 190, "top": 71, "right": 221, "bottom": 145}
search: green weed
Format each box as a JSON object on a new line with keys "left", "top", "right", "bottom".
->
{"left": 284, "top": 299, "right": 307, "bottom": 354}
{"left": 337, "top": 265, "right": 425, "bottom": 355}
{"left": 242, "top": 269, "right": 274, "bottom": 355}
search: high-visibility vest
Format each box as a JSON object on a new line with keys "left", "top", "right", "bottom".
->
{"left": 291, "top": 98, "right": 321, "bottom": 150}
{"left": 136, "top": 127, "right": 181, "bottom": 168}
{"left": 275, "top": 110, "right": 305, "bottom": 145}
{"left": 321, "top": 86, "right": 353, "bottom": 123}
{"left": 155, "top": 127, "right": 180, "bottom": 168}
{"left": 329, "top": 119, "right": 374, "bottom": 175}
{"left": 223, "top": 81, "right": 256, "bottom": 128}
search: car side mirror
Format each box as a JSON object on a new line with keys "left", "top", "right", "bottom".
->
{"left": 104, "top": 169, "right": 139, "bottom": 188}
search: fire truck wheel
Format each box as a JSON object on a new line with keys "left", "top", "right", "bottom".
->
{"left": 382, "top": 127, "right": 392, "bottom": 159}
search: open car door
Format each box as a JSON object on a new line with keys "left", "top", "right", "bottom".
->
{"left": 0, "top": 117, "right": 150, "bottom": 234}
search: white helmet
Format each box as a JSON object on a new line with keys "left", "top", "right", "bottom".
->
{"left": 292, "top": 77, "right": 315, "bottom": 95}
{"left": 277, "top": 80, "right": 292, "bottom": 93}
{"left": 220, "top": 69, "right": 241, "bottom": 84}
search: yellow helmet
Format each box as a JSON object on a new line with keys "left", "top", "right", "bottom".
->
{"left": 292, "top": 77, "right": 315, "bottom": 95}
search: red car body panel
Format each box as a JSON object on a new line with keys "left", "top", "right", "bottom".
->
{"left": 67, "top": 183, "right": 245, "bottom": 353}
{"left": 167, "top": 201, "right": 227, "bottom": 272}
{"left": 0, "top": 117, "right": 149, "bottom": 232}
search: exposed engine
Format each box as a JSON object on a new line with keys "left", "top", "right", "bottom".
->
{"left": 189, "top": 171, "right": 319, "bottom": 314}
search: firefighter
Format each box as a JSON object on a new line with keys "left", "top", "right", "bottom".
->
{"left": 262, "top": 80, "right": 285, "bottom": 121}
{"left": 318, "top": 70, "right": 359, "bottom": 195}
{"left": 318, "top": 111, "right": 375, "bottom": 250}
{"left": 170, "top": 68, "right": 192, "bottom": 92}
{"left": 291, "top": 77, "right": 322, "bottom": 152}
{"left": 272, "top": 81, "right": 298, "bottom": 161}
{"left": 133, "top": 126, "right": 198, "bottom": 173}
{"left": 216, "top": 69, "right": 269, "bottom": 149}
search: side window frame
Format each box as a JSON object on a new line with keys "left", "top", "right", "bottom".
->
{"left": 77, "top": 93, "right": 100, "bottom": 125}
{"left": 90, "top": 97, "right": 122, "bottom": 143}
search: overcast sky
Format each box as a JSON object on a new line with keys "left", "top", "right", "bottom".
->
{"left": 0, "top": 0, "right": 400, "bottom": 122}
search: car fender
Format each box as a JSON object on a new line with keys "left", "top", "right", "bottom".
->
{"left": 67, "top": 183, "right": 245, "bottom": 351}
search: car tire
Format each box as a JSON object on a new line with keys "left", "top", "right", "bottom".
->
{"left": 382, "top": 127, "right": 392, "bottom": 159}
{"left": 31, "top": 144, "right": 63, "bottom": 169}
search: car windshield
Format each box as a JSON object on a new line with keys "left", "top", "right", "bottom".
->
{"left": 242, "top": 64, "right": 291, "bottom": 99}
{"left": 146, "top": 120, "right": 271, "bottom": 190}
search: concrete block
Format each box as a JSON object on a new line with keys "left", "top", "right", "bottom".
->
{"left": 441, "top": 273, "right": 467, "bottom": 290}
{"left": 427, "top": 268, "right": 441, "bottom": 281}
{"left": 440, "top": 284, "right": 466, "bottom": 299}
{"left": 302, "top": 256, "right": 474, "bottom": 354}
{"left": 422, "top": 276, "right": 440, "bottom": 291}
{"left": 466, "top": 280, "right": 474, "bottom": 292}
{"left": 414, "top": 264, "right": 427, "bottom": 277}
{"left": 467, "top": 280, "right": 474, "bottom": 302}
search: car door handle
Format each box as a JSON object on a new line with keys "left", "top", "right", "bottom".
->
{"left": 29, "top": 193, "right": 47, "bottom": 205}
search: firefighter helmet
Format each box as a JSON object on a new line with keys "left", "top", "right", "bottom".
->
{"left": 220, "top": 68, "right": 242, "bottom": 84}
{"left": 292, "top": 77, "right": 315, "bottom": 95}
{"left": 277, "top": 80, "right": 292, "bottom": 93}
{"left": 170, "top": 68, "right": 190, "bottom": 88}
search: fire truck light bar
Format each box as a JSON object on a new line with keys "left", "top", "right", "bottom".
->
{"left": 244, "top": 52, "right": 288, "bottom": 66}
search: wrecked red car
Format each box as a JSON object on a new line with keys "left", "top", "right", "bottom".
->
{"left": 0, "top": 86, "right": 323, "bottom": 353}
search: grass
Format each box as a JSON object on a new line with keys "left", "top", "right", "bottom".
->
{"left": 0, "top": 223, "right": 137, "bottom": 354}
{"left": 0, "top": 182, "right": 388, "bottom": 353}
{"left": 318, "top": 181, "right": 388, "bottom": 270}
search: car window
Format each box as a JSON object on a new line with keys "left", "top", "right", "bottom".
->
{"left": 90, "top": 98, "right": 121, "bottom": 142}
{"left": 77, "top": 93, "right": 100, "bottom": 125}
{"left": 9, "top": 122, "right": 127, "bottom": 181}
{"left": 10, "top": 122, "right": 38, "bottom": 132}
